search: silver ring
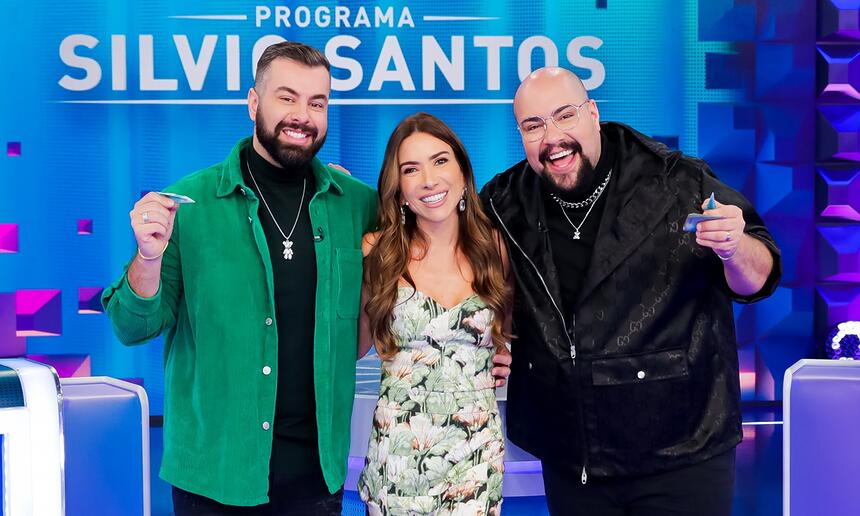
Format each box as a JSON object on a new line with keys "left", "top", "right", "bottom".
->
{"left": 142, "top": 211, "right": 150, "bottom": 223}
{"left": 725, "top": 231, "right": 732, "bottom": 242}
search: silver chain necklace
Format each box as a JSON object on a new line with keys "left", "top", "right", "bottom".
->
{"left": 551, "top": 169, "right": 611, "bottom": 240}
{"left": 245, "top": 161, "right": 306, "bottom": 260}
{"left": 550, "top": 168, "right": 612, "bottom": 210}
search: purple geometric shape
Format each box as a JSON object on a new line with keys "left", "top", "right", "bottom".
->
{"left": 120, "top": 377, "right": 144, "bottom": 387}
{"left": 77, "top": 219, "right": 93, "bottom": 235}
{"left": 819, "top": 2, "right": 860, "bottom": 41}
{"left": 0, "top": 224, "right": 18, "bottom": 253}
{"left": 816, "top": 108, "right": 860, "bottom": 161}
{"left": 816, "top": 46, "right": 860, "bottom": 103}
{"left": 6, "top": 142, "right": 20, "bottom": 157}
{"left": 16, "top": 289, "right": 62, "bottom": 337}
{"left": 817, "top": 284, "right": 860, "bottom": 327}
{"left": 78, "top": 288, "right": 104, "bottom": 314}
{"left": 818, "top": 225, "right": 860, "bottom": 282}
{"left": 817, "top": 166, "right": 860, "bottom": 220}
{"left": 26, "top": 354, "right": 90, "bottom": 378}
{"left": 0, "top": 293, "right": 26, "bottom": 357}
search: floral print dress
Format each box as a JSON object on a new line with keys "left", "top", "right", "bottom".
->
{"left": 358, "top": 287, "right": 505, "bottom": 516}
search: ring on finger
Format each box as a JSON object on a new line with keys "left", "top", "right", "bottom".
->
{"left": 725, "top": 231, "right": 732, "bottom": 242}
{"left": 142, "top": 211, "right": 150, "bottom": 223}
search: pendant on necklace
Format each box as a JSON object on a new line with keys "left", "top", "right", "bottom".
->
{"left": 573, "top": 231, "right": 581, "bottom": 240}
{"left": 282, "top": 239, "right": 294, "bottom": 260}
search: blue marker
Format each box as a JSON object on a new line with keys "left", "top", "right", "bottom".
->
{"left": 706, "top": 192, "right": 716, "bottom": 210}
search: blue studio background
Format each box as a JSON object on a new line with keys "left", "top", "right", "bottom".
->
{"left": 0, "top": 0, "right": 815, "bottom": 415}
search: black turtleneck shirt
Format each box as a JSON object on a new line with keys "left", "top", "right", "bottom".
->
{"left": 542, "top": 131, "right": 617, "bottom": 316}
{"left": 241, "top": 146, "right": 326, "bottom": 493}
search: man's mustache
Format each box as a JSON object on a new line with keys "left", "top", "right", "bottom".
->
{"left": 539, "top": 140, "right": 582, "bottom": 163}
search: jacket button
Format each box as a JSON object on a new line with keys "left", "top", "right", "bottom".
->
{"left": 637, "top": 370, "right": 646, "bottom": 380}
{"left": 528, "top": 362, "right": 533, "bottom": 370}
{"left": 262, "top": 365, "right": 271, "bottom": 375}
{"left": 262, "top": 421, "right": 270, "bottom": 430}
{"left": 265, "top": 317, "right": 273, "bottom": 326}
{"left": 248, "top": 216, "right": 253, "bottom": 223}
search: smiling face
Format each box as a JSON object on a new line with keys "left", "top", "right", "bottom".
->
{"left": 397, "top": 131, "right": 467, "bottom": 228}
{"left": 248, "top": 57, "right": 330, "bottom": 168}
{"left": 513, "top": 67, "right": 602, "bottom": 190}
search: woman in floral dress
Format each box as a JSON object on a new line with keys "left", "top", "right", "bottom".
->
{"left": 357, "top": 113, "right": 513, "bottom": 515}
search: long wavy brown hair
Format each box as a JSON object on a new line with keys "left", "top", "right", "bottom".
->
{"left": 364, "top": 112, "right": 512, "bottom": 360}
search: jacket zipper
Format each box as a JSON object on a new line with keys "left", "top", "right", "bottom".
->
{"left": 490, "top": 199, "right": 574, "bottom": 359}
{"left": 490, "top": 197, "right": 590, "bottom": 484}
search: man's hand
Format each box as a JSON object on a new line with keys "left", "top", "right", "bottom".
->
{"left": 492, "top": 346, "right": 512, "bottom": 388}
{"left": 132, "top": 192, "right": 178, "bottom": 258}
{"left": 695, "top": 198, "right": 744, "bottom": 260}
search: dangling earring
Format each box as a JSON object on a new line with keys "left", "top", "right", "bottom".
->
{"left": 400, "top": 203, "right": 407, "bottom": 224}
{"left": 458, "top": 190, "right": 466, "bottom": 212}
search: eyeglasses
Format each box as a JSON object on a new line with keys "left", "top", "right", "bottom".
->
{"left": 517, "top": 100, "right": 591, "bottom": 142}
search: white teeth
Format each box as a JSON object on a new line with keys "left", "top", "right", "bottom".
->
{"left": 549, "top": 149, "right": 573, "bottom": 161}
{"left": 420, "top": 191, "right": 448, "bottom": 203}
{"left": 285, "top": 130, "right": 308, "bottom": 139}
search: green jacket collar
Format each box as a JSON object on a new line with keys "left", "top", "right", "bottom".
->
{"left": 216, "top": 137, "right": 344, "bottom": 198}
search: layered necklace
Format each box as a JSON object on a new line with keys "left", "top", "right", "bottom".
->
{"left": 246, "top": 161, "right": 307, "bottom": 260}
{"left": 549, "top": 169, "right": 612, "bottom": 240}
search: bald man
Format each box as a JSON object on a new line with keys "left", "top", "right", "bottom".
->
{"left": 479, "top": 68, "right": 781, "bottom": 515}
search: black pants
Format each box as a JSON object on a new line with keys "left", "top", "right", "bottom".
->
{"left": 542, "top": 448, "right": 736, "bottom": 516}
{"left": 172, "top": 486, "right": 343, "bottom": 516}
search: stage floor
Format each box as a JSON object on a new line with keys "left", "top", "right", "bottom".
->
{"left": 148, "top": 405, "right": 782, "bottom": 515}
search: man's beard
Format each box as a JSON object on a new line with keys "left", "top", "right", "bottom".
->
{"left": 255, "top": 112, "right": 326, "bottom": 168}
{"left": 539, "top": 139, "right": 594, "bottom": 191}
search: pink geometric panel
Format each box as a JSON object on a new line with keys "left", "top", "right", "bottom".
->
{"left": 26, "top": 354, "right": 90, "bottom": 378}
{"left": 16, "top": 289, "right": 62, "bottom": 337}
{"left": 0, "top": 224, "right": 18, "bottom": 253}
{"left": 0, "top": 293, "right": 26, "bottom": 357}
{"left": 78, "top": 287, "right": 104, "bottom": 314}
{"left": 77, "top": 219, "right": 93, "bottom": 235}
{"left": 6, "top": 142, "right": 20, "bottom": 157}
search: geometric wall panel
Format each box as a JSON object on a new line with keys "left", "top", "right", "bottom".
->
{"left": 818, "top": 1, "right": 860, "bottom": 42}
{"left": 77, "top": 287, "right": 104, "bottom": 314}
{"left": 816, "top": 45, "right": 860, "bottom": 103}
{"left": 817, "top": 166, "right": 860, "bottom": 220}
{"left": 817, "top": 107, "right": 860, "bottom": 161}
{"left": 698, "top": 103, "right": 758, "bottom": 166}
{"left": 818, "top": 225, "right": 860, "bottom": 281}
{"left": 0, "top": 224, "right": 18, "bottom": 253}
{"left": 77, "top": 219, "right": 93, "bottom": 235}
{"left": 757, "top": 43, "right": 813, "bottom": 100}
{"left": 0, "top": 292, "right": 26, "bottom": 357}
{"left": 26, "top": 354, "right": 91, "bottom": 378}
{"left": 6, "top": 141, "right": 20, "bottom": 157}
{"left": 816, "top": 284, "right": 860, "bottom": 328}
{"left": 15, "top": 289, "right": 62, "bottom": 337}
{"left": 699, "top": 1, "right": 755, "bottom": 42}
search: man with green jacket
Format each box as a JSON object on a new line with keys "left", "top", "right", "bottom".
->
{"left": 102, "top": 42, "right": 376, "bottom": 514}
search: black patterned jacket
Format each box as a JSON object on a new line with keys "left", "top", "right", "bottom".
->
{"left": 480, "top": 122, "right": 781, "bottom": 479}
